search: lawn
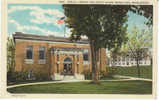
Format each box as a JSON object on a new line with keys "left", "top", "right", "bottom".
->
{"left": 7, "top": 80, "right": 152, "bottom": 94}
{"left": 107, "top": 66, "right": 152, "bottom": 79}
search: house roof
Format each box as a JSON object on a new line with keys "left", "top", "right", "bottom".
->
{"left": 13, "top": 32, "right": 89, "bottom": 44}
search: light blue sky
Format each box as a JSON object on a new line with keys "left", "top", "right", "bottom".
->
{"left": 8, "top": 4, "right": 150, "bottom": 37}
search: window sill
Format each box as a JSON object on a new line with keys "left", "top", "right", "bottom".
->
{"left": 25, "top": 59, "right": 34, "bottom": 64}
{"left": 83, "top": 61, "right": 89, "bottom": 65}
{"left": 38, "top": 60, "right": 46, "bottom": 64}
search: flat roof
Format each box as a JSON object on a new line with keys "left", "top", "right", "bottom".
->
{"left": 13, "top": 32, "right": 89, "bottom": 44}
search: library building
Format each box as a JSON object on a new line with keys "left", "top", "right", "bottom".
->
{"left": 13, "top": 32, "right": 106, "bottom": 80}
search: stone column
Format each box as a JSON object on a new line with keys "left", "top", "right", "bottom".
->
{"left": 76, "top": 54, "right": 80, "bottom": 74}
{"left": 72, "top": 55, "right": 76, "bottom": 74}
{"left": 100, "top": 48, "right": 106, "bottom": 72}
{"left": 79, "top": 53, "right": 83, "bottom": 73}
{"left": 59, "top": 54, "right": 63, "bottom": 74}
{"left": 54, "top": 54, "right": 57, "bottom": 73}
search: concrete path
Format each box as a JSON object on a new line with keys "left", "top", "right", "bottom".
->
{"left": 7, "top": 76, "right": 152, "bottom": 89}
{"left": 113, "top": 75, "right": 152, "bottom": 82}
{"left": 7, "top": 80, "right": 91, "bottom": 89}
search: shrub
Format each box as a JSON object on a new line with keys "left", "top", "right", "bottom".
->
{"left": 99, "top": 70, "right": 107, "bottom": 79}
{"left": 82, "top": 70, "right": 92, "bottom": 80}
{"left": 106, "top": 67, "right": 117, "bottom": 78}
{"left": 34, "top": 72, "right": 49, "bottom": 81}
{"left": 7, "top": 71, "right": 28, "bottom": 83}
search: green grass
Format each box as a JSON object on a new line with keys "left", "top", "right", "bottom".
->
{"left": 107, "top": 66, "right": 152, "bottom": 79}
{"left": 100, "top": 76, "right": 128, "bottom": 80}
{"left": 7, "top": 80, "right": 152, "bottom": 94}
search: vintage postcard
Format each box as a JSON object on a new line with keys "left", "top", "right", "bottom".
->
{"left": 0, "top": 0, "right": 157, "bottom": 99}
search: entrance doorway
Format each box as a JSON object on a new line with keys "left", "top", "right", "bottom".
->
{"left": 63, "top": 57, "right": 72, "bottom": 75}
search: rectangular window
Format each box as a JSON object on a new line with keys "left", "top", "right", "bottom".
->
{"left": 39, "top": 46, "right": 45, "bottom": 59}
{"left": 83, "top": 49, "right": 89, "bottom": 61}
{"left": 26, "top": 46, "right": 33, "bottom": 59}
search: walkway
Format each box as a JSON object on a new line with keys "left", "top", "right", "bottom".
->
{"left": 7, "top": 76, "right": 152, "bottom": 89}
{"left": 7, "top": 80, "right": 91, "bottom": 89}
{"left": 114, "top": 75, "right": 152, "bottom": 82}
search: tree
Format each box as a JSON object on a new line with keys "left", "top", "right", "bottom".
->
{"left": 109, "top": 46, "right": 122, "bottom": 66}
{"left": 63, "top": 5, "right": 129, "bottom": 83}
{"left": 7, "top": 37, "right": 15, "bottom": 72}
{"left": 122, "top": 25, "right": 152, "bottom": 77}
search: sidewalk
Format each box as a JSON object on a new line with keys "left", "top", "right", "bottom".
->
{"left": 7, "top": 76, "right": 152, "bottom": 89}
{"left": 113, "top": 75, "right": 152, "bottom": 82}
{"left": 7, "top": 80, "right": 91, "bottom": 89}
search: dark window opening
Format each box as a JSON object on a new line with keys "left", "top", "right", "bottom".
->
{"left": 26, "top": 46, "right": 33, "bottom": 59}
{"left": 57, "top": 55, "right": 59, "bottom": 61}
{"left": 39, "top": 46, "right": 45, "bottom": 59}
{"left": 83, "top": 49, "right": 89, "bottom": 61}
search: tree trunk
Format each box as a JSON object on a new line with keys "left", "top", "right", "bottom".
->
{"left": 136, "top": 59, "right": 141, "bottom": 78}
{"left": 90, "top": 40, "right": 99, "bottom": 83}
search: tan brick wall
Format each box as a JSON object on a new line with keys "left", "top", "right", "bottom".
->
{"left": 15, "top": 41, "right": 50, "bottom": 74}
{"left": 99, "top": 48, "right": 106, "bottom": 72}
{"left": 15, "top": 40, "right": 107, "bottom": 76}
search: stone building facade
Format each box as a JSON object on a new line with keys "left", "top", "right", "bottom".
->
{"left": 13, "top": 32, "right": 106, "bottom": 80}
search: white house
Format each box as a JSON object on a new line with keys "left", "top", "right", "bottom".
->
{"left": 107, "top": 48, "right": 152, "bottom": 67}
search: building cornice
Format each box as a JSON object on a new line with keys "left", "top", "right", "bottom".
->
{"left": 15, "top": 39, "right": 90, "bottom": 46}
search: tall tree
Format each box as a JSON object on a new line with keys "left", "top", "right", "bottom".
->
{"left": 63, "top": 5, "right": 129, "bottom": 83}
{"left": 109, "top": 46, "right": 122, "bottom": 66}
{"left": 122, "top": 26, "right": 152, "bottom": 77}
{"left": 7, "top": 37, "right": 15, "bottom": 72}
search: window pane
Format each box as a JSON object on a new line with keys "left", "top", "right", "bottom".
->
{"left": 39, "top": 46, "right": 45, "bottom": 59}
{"left": 26, "top": 46, "right": 33, "bottom": 59}
{"left": 83, "top": 49, "right": 89, "bottom": 61}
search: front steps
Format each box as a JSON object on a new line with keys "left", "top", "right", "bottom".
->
{"left": 63, "top": 75, "right": 76, "bottom": 80}
{"left": 51, "top": 73, "right": 85, "bottom": 81}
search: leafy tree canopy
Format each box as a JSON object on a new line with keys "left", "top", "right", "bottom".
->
{"left": 63, "top": 5, "right": 129, "bottom": 50}
{"left": 122, "top": 25, "right": 152, "bottom": 58}
{"left": 63, "top": 5, "right": 152, "bottom": 49}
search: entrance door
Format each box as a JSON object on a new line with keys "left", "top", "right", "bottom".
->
{"left": 63, "top": 57, "right": 72, "bottom": 75}
{"left": 63, "top": 63, "right": 72, "bottom": 75}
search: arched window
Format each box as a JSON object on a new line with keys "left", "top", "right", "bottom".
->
{"left": 64, "top": 57, "right": 72, "bottom": 63}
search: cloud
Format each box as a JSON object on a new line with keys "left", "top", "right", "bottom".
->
{"left": 8, "top": 19, "right": 61, "bottom": 36}
{"left": 8, "top": 19, "right": 24, "bottom": 31}
{"left": 8, "top": 6, "right": 64, "bottom": 17}
{"left": 65, "top": 28, "right": 71, "bottom": 37}
{"left": 8, "top": 6, "right": 38, "bottom": 13}
{"left": 65, "top": 28, "right": 88, "bottom": 39}
{"left": 8, "top": 6, "right": 64, "bottom": 28}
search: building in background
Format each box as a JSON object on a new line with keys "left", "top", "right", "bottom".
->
{"left": 107, "top": 49, "right": 152, "bottom": 67}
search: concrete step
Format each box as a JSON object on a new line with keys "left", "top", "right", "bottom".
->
{"left": 63, "top": 75, "right": 76, "bottom": 80}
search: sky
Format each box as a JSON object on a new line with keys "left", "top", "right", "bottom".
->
{"left": 8, "top": 4, "right": 150, "bottom": 37}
